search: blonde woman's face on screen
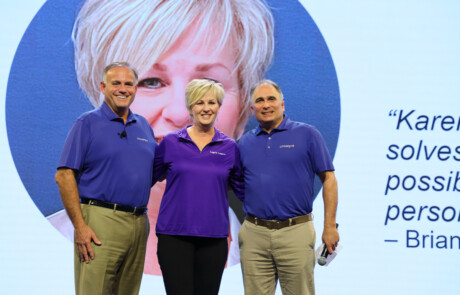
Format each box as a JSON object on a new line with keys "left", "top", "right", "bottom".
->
{"left": 129, "top": 24, "right": 241, "bottom": 275}
{"left": 130, "top": 25, "right": 241, "bottom": 142}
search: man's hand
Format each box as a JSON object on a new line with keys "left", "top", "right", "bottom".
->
{"left": 322, "top": 225, "right": 339, "bottom": 255}
{"left": 74, "top": 224, "right": 102, "bottom": 263}
{"left": 318, "top": 170, "right": 339, "bottom": 254}
{"left": 56, "top": 168, "right": 102, "bottom": 263}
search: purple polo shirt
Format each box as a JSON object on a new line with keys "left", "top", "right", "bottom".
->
{"left": 57, "top": 102, "right": 157, "bottom": 207}
{"left": 154, "top": 127, "right": 244, "bottom": 238}
{"left": 238, "top": 116, "right": 334, "bottom": 220}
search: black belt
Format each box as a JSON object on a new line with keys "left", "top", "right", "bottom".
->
{"left": 246, "top": 214, "right": 312, "bottom": 230}
{"left": 81, "top": 198, "right": 147, "bottom": 216}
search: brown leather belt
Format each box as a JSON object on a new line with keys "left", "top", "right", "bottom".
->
{"left": 246, "top": 214, "right": 312, "bottom": 230}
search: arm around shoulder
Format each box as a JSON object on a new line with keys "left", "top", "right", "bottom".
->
{"left": 229, "top": 144, "right": 244, "bottom": 201}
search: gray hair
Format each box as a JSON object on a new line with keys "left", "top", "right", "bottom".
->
{"left": 250, "top": 79, "right": 284, "bottom": 101}
{"left": 102, "top": 61, "right": 138, "bottom": 85}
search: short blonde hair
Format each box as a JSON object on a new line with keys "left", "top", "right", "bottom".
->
{"left": 73, "top": 0, "right": 274, "bottom": 138}
{"left": 185, "top": 79, "right": 225, "bottom": 114}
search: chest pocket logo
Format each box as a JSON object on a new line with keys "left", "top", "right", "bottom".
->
{"left": 210, "top": 151, "right": 226, "bottom": 156}
{"left": 279, "top": 144, "right": 295, "bottom": 149}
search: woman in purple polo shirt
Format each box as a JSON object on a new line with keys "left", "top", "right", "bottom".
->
{"left": 153, "top": 79, "right": 244, "bottom": 295}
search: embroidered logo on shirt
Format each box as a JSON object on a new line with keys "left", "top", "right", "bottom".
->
{"left": 136, "top": 137, "right": 149, "bottom": 142}
{"left": 210, "top": 151, "right": 226, "bottom": 156}
{"left": 279, "top": 144, "right": 295, "bottom": 148}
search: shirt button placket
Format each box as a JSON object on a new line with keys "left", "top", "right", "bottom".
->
{"left": 266, "top": 135, "right": 272, "bottom": 156}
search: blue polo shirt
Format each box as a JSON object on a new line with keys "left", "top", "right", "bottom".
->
{"left": 154, "top": 127, "right": 244, "bottom": 238}
{"left": 58, "top": 102, "right": 157, "bottom": 207}
{"left": 238, "top": 116, "right": 334, "bottom": 220}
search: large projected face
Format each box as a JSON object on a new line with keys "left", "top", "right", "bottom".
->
{"left": 131, "top": 24, "right": 240, "bottom": 141}
{"left": 6, "top": 0, "right": 340, "bottom": 278}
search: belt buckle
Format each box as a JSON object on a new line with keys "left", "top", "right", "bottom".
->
{"left": 271, "top": 220, "right": 281, "bottom": 230}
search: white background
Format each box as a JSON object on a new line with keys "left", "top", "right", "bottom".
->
{"left": 1, "top": 0, "right": 459, "bottom": 294}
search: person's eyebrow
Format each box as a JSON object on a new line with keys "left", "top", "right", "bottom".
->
{"left": 196, "top": 63, "right": 231, "bottom": 74}
{"left": 152, "top": 63, "right": 167, "bottom": 72}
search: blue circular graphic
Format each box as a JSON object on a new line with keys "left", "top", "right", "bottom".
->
{"left": 6, "top": 0, "right": 340, "bottom": 218}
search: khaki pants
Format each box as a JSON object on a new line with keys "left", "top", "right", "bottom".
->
{"left": 75, "top": 204, "right": 149, "bottom": 295}
{"left": 239, "top": 219, "right": 316, "bottom": 295}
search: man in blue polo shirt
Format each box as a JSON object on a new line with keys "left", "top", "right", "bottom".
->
{"left": 238, "top": 80, "right": 339, "bottom": 295}
{"left": 55, "top": 62, "right": 157, "bottom": 295}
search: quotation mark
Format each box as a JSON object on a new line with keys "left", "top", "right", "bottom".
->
{"left": 388, "top": 109, "right": 398, "bottom": 117}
